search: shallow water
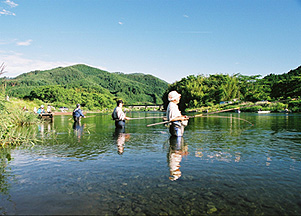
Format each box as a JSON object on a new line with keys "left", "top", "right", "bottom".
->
{"left": 0, "top": 112, "right": 300, "bottom": 215}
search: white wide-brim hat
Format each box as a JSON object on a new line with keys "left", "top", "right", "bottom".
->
{"left": 168, "top": 91, "right": 181, "bottom": 101}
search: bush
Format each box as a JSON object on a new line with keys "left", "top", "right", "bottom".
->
{"left": 268, "top": 102, "right": 286, "bottom": 112}
{"left": 288, "top": 99, "right": 301, "bottom": 112}
{"left": 240, "top": 105, "right": 262, "bottom": 112}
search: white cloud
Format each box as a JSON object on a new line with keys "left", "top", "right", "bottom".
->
{"left": 0, "top": 8, "right": 15, "bottom": 16}
{"left": 0, "top": 51, "right": 78, "bottom": 77}
{"left": 17, "top": 39, "right": 33, "bottom": 46}
{"left": 0, "top": 39, "right": 33, "bottom": 46}
{"left": 3, "top": 0, "right": 18, "bottom": 8}
{"left": 118, "top": 21, "right": 123, "bottom": 25}
{"left": 183, "top": 14, "right": 189, "bottom": 18}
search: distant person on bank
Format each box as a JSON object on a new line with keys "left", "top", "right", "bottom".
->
{"left": 73, "top": 104, "right": 86, "bottom": 122}
{"left": 166, "top": 91, "right": 189, "bottom": 137}
{"left": 37, "top": 105, "right": 45, "bottom": 115}
{"left": 112, "top": 100, "right": 131, "bottom": 129}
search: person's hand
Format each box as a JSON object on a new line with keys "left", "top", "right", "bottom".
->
{"left": 182, "top": 115, "right": 189, "bottom": 121}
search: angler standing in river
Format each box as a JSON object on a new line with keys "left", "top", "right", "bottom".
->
{"left": 112, "top": 99, "right": 131, "bottom": 129}
{"left": 166, "top": 91, "right": 189, "bottom": 137}
{"left": 73, "top": 104, "right": 86, "bottom": 122}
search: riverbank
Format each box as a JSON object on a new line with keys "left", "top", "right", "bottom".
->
{"left": 186, "top": 99, "right": 301, "bottom": 113}
{"left": 0, "top": 97, "right": 42, "bottom": 147}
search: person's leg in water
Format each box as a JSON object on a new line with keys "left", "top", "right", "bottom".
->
{"left": 115, "top": 120, "right": 125, "bottom": 132}
{"left": 169, "top": 121, "right": 184, "bottom": 137}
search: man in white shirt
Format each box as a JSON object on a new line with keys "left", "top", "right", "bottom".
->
{"left": 112, "top": 100, "right": 131, "bottom": 129}
{"left": 166, "top": 91, "right": 189, "bottom": 137}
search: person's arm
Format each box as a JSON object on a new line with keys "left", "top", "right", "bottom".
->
{"left": 116, "top": 107, "right": 127, "bottom": 120}
{"left": 170, "top": 115, "right": 189, "bottom": 122}
{"left": 79, "top": 109, "right": 86, "bottom": 118}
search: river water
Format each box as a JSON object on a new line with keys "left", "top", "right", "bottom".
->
{"left": 0, "top": 112, "right": 300, "bottom": 215}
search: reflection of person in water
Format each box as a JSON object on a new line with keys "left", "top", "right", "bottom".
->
{"left": 114, "top": 127, "right": 130, "bottom": 155}
{"left": 167, "top": 136, "right": 188, "bottom": 181}
{"left": 38, "top": 122, "right": 53, "bottom": 138}
{"left": 73, "top": 121, "right": 84, "bottom": 141}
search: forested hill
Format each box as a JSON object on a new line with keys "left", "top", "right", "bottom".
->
{"left": 162, "top": 65, "right": 300, "bottom": 111}
{"left": 3, "top": 64, "right": 169, "bottom": 108}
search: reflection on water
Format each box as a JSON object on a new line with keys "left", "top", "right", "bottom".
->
{"left": 113, "top": 127, "right": 130, "bottom": 155}
{"left": 38, "top": 121, "right": 54, "bottom": 137}
{"left": 73, "top": 121, "right": 85, "bottom": 142}
{"left": 168, "top": 136, "right": 188, "bottom": 181}
{"left": 0, "top": 113, "right": 300, "bottom": 215}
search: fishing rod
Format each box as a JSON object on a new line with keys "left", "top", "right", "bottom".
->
{"left": 129, "top": 116, "right": 164, "bottom": 120}
{"left": 191, "top": 115, "right": 254, "bottom": 125}
{"left": 147, "top": 114, "right": 253, "bottom": 127}
{"left": 68, "top": 115, "right": 97, "bottom": 121}
{"left": 146, "top": 107, "right": 253, "bottom": 127}
{"left": 197, "top": 107, "right": 240, "bottom": 116}
{"left": 147, "top": 121, "right": 170, "bottom": 127}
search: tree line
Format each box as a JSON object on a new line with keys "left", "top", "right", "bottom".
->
{"left": 1, "top": 64, "right": 300, "bottom": 112}
{"left": 162, "top": 66, "right": 301, "bottom": 112}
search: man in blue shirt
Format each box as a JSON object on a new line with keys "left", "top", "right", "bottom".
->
{"left": 73, "top": 104, "right": 86, "bottom": 122}
{"left": 37, "top": 105, "right": 45, "bottom": 115}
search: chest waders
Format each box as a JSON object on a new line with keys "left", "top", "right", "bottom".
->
{"left": 169, "top": 121, "right": 185, "bottom": 137}
{"left": 115, "top": 120, "right": 125, "bottom": 129}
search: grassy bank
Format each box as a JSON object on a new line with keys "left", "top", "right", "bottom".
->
{"left": 0, "top": 95, "right": 42, "bottom": 147}
{"left": 186, "top": 98, "right": 301, "bottom": 113}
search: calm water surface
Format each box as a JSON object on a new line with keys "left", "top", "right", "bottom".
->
{"left": 0, "top": 112, "right": 300, "bottom": 215}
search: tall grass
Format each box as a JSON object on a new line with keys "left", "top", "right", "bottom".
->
{"left": 0, "top": 96, "right": 42, "bottom": 147}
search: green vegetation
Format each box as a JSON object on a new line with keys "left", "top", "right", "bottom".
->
{"left": 1, "top": 64, "right": 300, "bottom": 113}
{"left": 0, "top": 95, "right": 42, "bottom": 147}
{"left": 2, "top": 64, "right": 168, "bottom": 110}
{"left": 0, "top": 62, "right": 300, "bottom": 148}
{"left": 163, "top": 66, "right": 301, "bottom": 112}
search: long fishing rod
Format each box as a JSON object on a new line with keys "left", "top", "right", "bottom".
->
{"left": 68, "top": 115, "right": 97, "bottom": 121}
{"left": 129, "top": 116, "right": 164, "bottom": 120}
{"left": 146, "top": 115, "right": 253, "bottom": 127}
{"left": 147, "top": 121, "right": 170, "bottom": 127}
{"left": 146, "top": 107, "right": 252, "bottom": 127}
{"left": 198, "top": 107, "right": 240, "bottom": 116}
{"left": 192, "top": 115, "right": 254, "bottom": 125}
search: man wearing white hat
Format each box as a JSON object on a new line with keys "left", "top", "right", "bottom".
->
{"left": 166, "top": 91, "right": 189, "bottom": 137}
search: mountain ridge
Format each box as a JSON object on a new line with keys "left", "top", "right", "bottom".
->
{"left": 4, "top": 64, "right": 169, "bottom": 106}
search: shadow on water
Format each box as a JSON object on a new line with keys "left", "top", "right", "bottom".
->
{"left": 0, "top": 112, "right": 300, "bottom": 215}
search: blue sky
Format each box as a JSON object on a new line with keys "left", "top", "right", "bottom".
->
{"left": 0, "top": 0, "right": 300, "bottom": 83}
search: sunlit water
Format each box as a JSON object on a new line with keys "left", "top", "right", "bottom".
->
{"left": 1, "top": 112, "right": 300, "bottom": 215}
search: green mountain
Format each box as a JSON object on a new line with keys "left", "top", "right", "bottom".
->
{"left": 262, "top": 65, "right": 301, "bottom": 99}
{"left": 3, "top": 64, "right": 169, "bottom": 109}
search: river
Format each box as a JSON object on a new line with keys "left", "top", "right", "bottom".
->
{"left": 0, "top": 112, "right": 300, "bottom": 215}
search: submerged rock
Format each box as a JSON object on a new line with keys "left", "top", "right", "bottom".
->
{"left": 207, "top": 203, "right": 218, "bottom": 214}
